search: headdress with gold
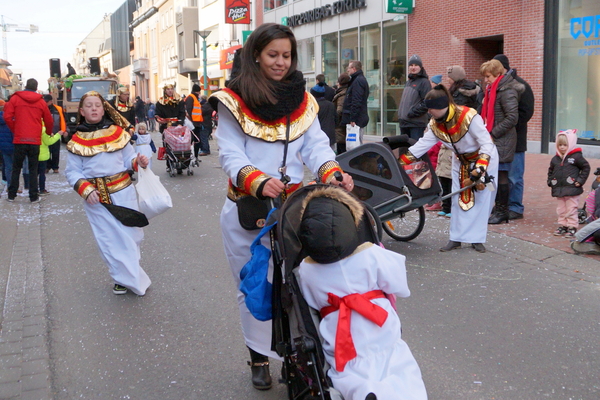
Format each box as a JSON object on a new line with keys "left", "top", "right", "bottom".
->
{"left": 159, "top": 83, "right": 181, "bottom": 105}
{"left": 76, "top": 91, "right": 132, "bottom": 130}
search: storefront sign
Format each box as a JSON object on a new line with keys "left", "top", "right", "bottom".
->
{"left": 286, "top": 0, "right": 367, "bottom": 28}
{"left": 242, "top": 30, "right": 252, "bottom": 45}
{"left": 225, "top": 0, "right": 250, "bottom": 24}
{"left": 569, "top": 15, "right": 600, "bottom": 56}
{"left": 220, "top": 45, "right": 243, "bottom": 70}
{"left": 387, "top": 0, "right": 412, "bottom": 14}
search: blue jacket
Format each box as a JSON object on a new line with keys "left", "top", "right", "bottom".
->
{"left": 0, "top": 111, "right": 14, "bottom": 155}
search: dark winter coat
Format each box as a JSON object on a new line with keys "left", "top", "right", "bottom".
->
{"left": 316, "top": 97, "right": 336, "bottom": 146}
{"left": 449, "top": 79, "right": 481, "bottom": 109}
{"left": 155, "top": 100, "right": 186, "bottom": 133}
{"left": 0, "top": 111, "right": 14, "bottom": 155}
{"left": 488, "top": 73, "right": 524, "bottom": 163}
{"left": 332, "top": 85, "right": 348, "bottom": 144}
{"left": 509, "top": 69, "right": 534, "bottom": 153}
{"left": 397, "top": 68, "right": 430, "bottom": 128}
{"left": 548, "top": 150, "right": 590, "bottom": 198}
{"left": 201, "top": 100, "right": 213, "bottom": 132}
{"left": 108, "top": 98, "right": 136, "bottom": 127}
{"left": 340, "top": 69, "right": 369, "bottom": 128}
{"left": 322, "top": 83, "right": 335, "bottom": 102}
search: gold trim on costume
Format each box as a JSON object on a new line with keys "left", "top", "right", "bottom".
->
{"left": 317, "top": 160, "right": 343, "bottom": 183}
{"left": 237, "top": 165, "right": 271, "bottom": 197}
{"left": 211, "top": 90, "right": 318, "bottom": 142}
{"left": 429, "top": 106, "right": 478, "bottom": 143}
{"left": 67, "top": 126, "right": 131, "bottom": 157}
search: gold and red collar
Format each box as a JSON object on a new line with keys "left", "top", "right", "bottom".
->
{"left": 67, "top": 126, "right": 131, "bottom": 157}
{"left": 429, "top": 106, "right": 478, "bottom": 143}
{"left": 210, "top": 88, "right": 318, "bottom": 142}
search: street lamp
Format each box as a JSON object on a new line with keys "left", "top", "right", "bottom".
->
{"left": 194, "top": 30, "right": 211, "bottom": 96}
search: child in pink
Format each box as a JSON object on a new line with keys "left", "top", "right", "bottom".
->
{"left": 547, "top": 129, "right": 590, "bottom": 237}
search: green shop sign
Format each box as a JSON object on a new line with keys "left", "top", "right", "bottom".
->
{"left": 387, "top": 0, "right": 412, "bottom": 14}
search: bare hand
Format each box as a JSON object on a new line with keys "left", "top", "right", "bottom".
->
{"left": 137, "top": 154, "right": 149, "bottom": 169}
{"left": 86, "top": 190, "right": 100, "bottom": 205}
{"left": 262, "top": 178, "right": 286, "bottom": 198}
{"left": 331, "top": 172, "right": 354, "bottom": 192}
{"left": 350, "top": 122, "right": 356, "bottom": 127}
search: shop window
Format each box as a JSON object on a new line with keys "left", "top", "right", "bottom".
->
{"left": 360, "top": 23, "right": 381, "bottom": 136}
{"left": 322, "top": 32, "right": 339, "bottom": 87}
{"left": 340, "top": 28, "right": 358, "bottom": 72}
{"left": 297, "top": 37, "right": 315, "bottom": 73}
{"left": 557, "top": 0, "right": 600, "bottom": 143}
{"left": 382, "top": 19, "right": 406, "bottom": 136}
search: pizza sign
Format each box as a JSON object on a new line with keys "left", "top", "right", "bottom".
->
{"left": 226, "top": 0, "right": 250, "bottom": 24}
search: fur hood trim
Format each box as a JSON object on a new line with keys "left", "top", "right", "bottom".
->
{"left": 299, "top": 186, "right": 364, "bottom": 227}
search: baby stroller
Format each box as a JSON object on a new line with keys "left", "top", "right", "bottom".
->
{"left": 270, "top": 184, "right": 383, "bottom": 400}
{"left": 163, "top": 125, "right": 194, "bottom": 177}
{"left": 336, "top": 135, "right": 442, "bottom": 241}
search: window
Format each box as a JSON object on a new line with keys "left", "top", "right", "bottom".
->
{"left": 360, "top": 23, "right": 381, "bottom": 136}
{"left": 297, "top": 37, "right": 315, "bottom": 73}
{"left": 557, "top": 0, "right": 600, "bottom": 142}
{"left": 382, "top": 19, "right": 406, "bottom": 136}
{"left": 322, "top": 32, "right": 339, "bottom": 87}
{"left": 340, "top": 28, "right": 358, "bottom": 72}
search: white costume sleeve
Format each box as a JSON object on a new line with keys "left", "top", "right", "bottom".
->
{"left": 123, "top": 143, "right": 137, "bottom": 171}
{"left": 299, "top": 118, "right": 337, "bottom": 177}
{"left": 407, "top": 126, "right": 439, "bottom": 159}
{"left": 469, "top": 114, "right": 495, "bottom": 158}
{"left": 373, "top": 247, "right": 411, "bottom": 298}
{"left": 65, "top": 152, "right": 85, "bottom": 188}
{"left": 217, "top": 107, "right": 261, "bottom": 183}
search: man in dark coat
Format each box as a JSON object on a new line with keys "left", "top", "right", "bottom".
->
{"left": 316, "top": 74, "right": 335, "bottom": 102}
{"left": 134, "top": 96, "right": 146, "bottom": 124}
{"left": 340, "top": 60, "right": 370, "bottom": 141}
{"left": 493, "top": 54, "right": 535, "bottom": 221}
{"left": 397, "top": 55, "right": 430, "bottom": 140}
{"left": 199, "top": 95, "right": 213, "bottom": 155}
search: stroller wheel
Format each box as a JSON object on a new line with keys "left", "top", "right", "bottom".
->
{"left": 187, "top": 169, "right": 191, "bottom": 176}
{"left": 177, "top": 169, "right": 183, "bottom": 175}
{"left": 189, "top": 169, "right": 194, "bottom": 175}
{"left": 382, "top": 206, "right": 426, "bottom": 241}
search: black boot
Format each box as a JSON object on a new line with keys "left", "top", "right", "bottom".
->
{"left": 366, "top": 393, "right": 378, "bottom": 400}
{"left": 440, "top": 240, "right": 461, "bottom": 252}
{"left": 488, "top": 184, "right": 509, "bottom": 224}
{"left": 247, "top": 347, "right": 272, "bottom": 390}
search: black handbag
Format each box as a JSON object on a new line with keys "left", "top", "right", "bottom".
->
{"left": 237, "top": 196, "right": 269, "bottom": 230}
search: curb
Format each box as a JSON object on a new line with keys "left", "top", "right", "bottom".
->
{"left": 0, "top": 202, "right": 52, "bottom": 399}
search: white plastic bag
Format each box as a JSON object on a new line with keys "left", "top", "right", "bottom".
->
{"left": 184, "top": 117, "right": 195, "bottom": 130}
{"left": 346, "top": 124, "right": 361, "bottom": 151}
{"left": 135, "top": 167, "right": 172, "bottom": 219}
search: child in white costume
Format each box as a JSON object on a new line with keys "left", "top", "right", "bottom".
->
{"left": 65, "top": 91, "right": 151, "bottom": 296}
{"left": 296, "top": 187, "right": 427, "bottom": 400}
{"left": 134, "top": 122, "right": 156, "bottom": 169}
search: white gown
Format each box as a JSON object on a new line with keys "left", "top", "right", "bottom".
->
{"left": 65, "top": 143, "right": 151, "bottom": 295}
{"left": 297, "top": 243, "right": 428, "bottom": 400}
{"left": 409, "top": 114, "right": 499, "bottom": 244}
{"left": 135, "top": 134, "right": 154, "bottom": 169}
{"left": 217, "top": 106, "right": 337, "bottom": 358}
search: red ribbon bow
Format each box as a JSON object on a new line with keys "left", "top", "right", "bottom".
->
{"left": 320, "top": 290, "right": 388, "bottom": 371}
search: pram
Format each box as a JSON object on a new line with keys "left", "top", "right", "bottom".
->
{"left": 336, "top": 136, "right": 442, "bottom": 241}
{"left": 163, "top": 125, "right": 195, "bottom": 177}
{"left": 270, "top": 184, "right": 383, "bottom": 400}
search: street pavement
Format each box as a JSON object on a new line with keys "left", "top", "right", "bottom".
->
{"left": 0, "top": 135, "right": 599, "bottom": 399}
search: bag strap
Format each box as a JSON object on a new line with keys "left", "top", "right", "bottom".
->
{"left": 278, "top": 116, "right": 291, "bottom": 185}
{"left": 250, "top": 208, "right": 278, "bottom": 250}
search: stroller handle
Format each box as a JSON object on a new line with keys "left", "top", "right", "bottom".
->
{"left": 382, "top": 134, "right": 416, "bottom": 150}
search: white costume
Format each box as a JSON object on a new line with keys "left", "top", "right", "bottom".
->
{"left": 214, "top": 88, "right": 342, "bottom": 358}
{"left": 297, "top": 243, "right": 428, "bottom": 400}
{"left": 408, "top": 109, "right": 498, "bottom": 244}
{"left": 65, "top": 127, "right": 151, "bottom": 295}
{"left": 135, "top": 134, "right": 154, "bottom": 169}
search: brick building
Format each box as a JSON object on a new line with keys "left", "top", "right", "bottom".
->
{"left": 264, "top": 0, "right": 600, "bottom": 155}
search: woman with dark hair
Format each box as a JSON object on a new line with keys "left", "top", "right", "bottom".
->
{"left": 209, "top": 23, "right": 354, "bottom": 390}
{"left": 479, "top": 59, "right": 523, "bottom": 224}
{"left": 399, "top": 84, "right": 498, "bottom": 253}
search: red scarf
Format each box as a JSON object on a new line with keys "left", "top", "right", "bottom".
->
{"left": 481, "top": 75, "right": 502, "bottom": 133}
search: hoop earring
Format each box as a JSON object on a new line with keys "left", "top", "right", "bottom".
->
{"left": 255, "top": 59, "right": 259, "bottom": 63}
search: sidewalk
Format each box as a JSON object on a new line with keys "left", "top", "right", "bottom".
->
{"left": 487, "top": 152, "right": 600, "bottom": 261}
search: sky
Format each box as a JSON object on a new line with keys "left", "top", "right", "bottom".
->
{"left": 2, "top": 0, "right": 127, "bottom": 92}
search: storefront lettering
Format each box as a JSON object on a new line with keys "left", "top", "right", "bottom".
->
{"left": 570, "top": 15, "right": 600, "bottom": 39}
{"left": 287, "top": 0, "right": 366, "bottom": 27}
{"left": 578, "top": 47, "right": 600, "bottom": 56}
{"left": 228, "top": 7, "right": 249, "bottom": 22}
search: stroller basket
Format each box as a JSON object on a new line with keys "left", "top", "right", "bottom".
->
{"left": 164, "top": 125, "right": 192, "bottom": 152}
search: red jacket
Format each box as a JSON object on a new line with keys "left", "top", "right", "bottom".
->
{"left": 3, "top": 90, "right": 53, "bottom": 145}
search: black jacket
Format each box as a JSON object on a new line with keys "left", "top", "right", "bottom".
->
{"left": 322, "top": 83, "right": 335, "bottom": 102}
{"left": 449, "top": 79, "right": 480, "bottom": 109}
{"left": 547, "top": 150, "right": 590, "bottom": 198}
{"left": 509, "top": 69, "right": 535, "bottom": 152}
{"left": 340, "top": 70, "right": 370, "bottom": 128}
{"left": 488, "top": 74, "right": 524, "bottom": 163}
{"left": 316, "top": 97, "right": 336, "bottom": 146}
{"left": 201, "top": 101, "right": 213, "bottom": 132}
{"left": 397, "top": 68, "right": 430, "bottom": 128}
{"left": 108, "top": 98, "right": 136, "bottom": 127}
